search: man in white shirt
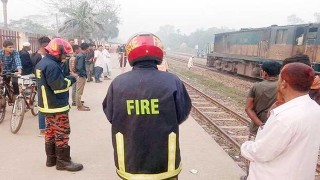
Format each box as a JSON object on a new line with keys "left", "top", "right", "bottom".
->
{"left": 241, "top": 62, "right": 320, "bottom": 180}
{"left": 102, "top": 46, "right": 111, "bottom": 79}
{"left": 187, "top": 56, "right": 193, "bottom": 70}
{"left": 93, "top": 45, "right": 105, "bottom": 83}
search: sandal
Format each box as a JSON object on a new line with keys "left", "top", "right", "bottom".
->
{"left": 77, "top": 106, "right": 90, "bottom": 111}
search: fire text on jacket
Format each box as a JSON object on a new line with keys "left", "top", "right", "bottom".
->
{"left": 126, "top": 99, "right": 159, "bottom": 115}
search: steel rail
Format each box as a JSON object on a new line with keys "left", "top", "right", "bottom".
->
{"left": 183, "top": 80, "right": 250, "bottom": 125}
{"left": 182, "top": 80, "right": 251, "bottom": 150}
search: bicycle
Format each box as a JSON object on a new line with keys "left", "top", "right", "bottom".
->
{"left": 10, "top": 76, "right": 38, "bottom": 134}
{"left": 0, "top": 73, "right": 17, "bottom": 124}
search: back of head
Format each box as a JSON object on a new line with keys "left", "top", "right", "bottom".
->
{"left": 283, "top": 54, "right": 311, "bottom": 67}
{"left": 72, "top": 45, "right": 80, "bottom": 52}
{"left": 126, "top": 33, "right": 164, "bottom": 66}
{"left": 281, "top": 62, "right": 315, "bottom": 92}
{"left": 80, "top": 43, "right": 89, "bottom": 51}
{"left": 38, "top": 36, "right": 51, "bottom": 46}
{"left": 261, "top": 61, "right": 282, "bottom": 77}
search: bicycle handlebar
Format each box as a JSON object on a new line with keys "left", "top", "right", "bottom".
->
{"left": 0, "top": 73, "right": 20, "bottom": 78}
{"left": 18, "top": 76, "right": 37, "bottom": 81}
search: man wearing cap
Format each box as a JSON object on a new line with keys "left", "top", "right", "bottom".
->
{"left": 241, "top": 63, "right": 320, "bottom": 180}
{"left": 19, "top": 42, "right": 34, "bottom": 76}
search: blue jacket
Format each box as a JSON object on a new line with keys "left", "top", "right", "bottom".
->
{"left": 35, "top": 54, "right": 76, "bottom": 114}
{"left": 75, "top": 53, "right": 87, "bottom": 78}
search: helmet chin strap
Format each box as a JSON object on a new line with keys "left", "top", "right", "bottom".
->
{"left": 58, "top": 53, "right": 64, "bottom": 61}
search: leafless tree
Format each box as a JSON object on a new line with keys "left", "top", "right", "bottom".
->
{"left": 287, "top": 14, "right": 305, "bottom": 25}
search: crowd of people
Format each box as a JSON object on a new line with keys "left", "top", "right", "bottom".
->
{"left": 0, "top": 33, "right": 180, "bottom": 178}
{"left": 0, "top": 37, "right": 116, "bottom": 172}
{"left": 242, "top": 54, "right": 320, "bottom": 180}
{"left": 1, "top": 32, "right": 320, "bottom": 180}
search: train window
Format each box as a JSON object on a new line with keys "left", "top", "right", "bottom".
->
{"left": 295, "top": 27, "right": 304, "bottom": 45}
{"left": 309, "top": 27, "right": 318, "bottom": 33}
{"left": 276, "top": 29, "right": 288, "bottom": 44}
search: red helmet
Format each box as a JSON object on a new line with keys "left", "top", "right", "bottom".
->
{"left": 45, "top": 38, "right": 73, "bottom": 56}
{"left": 126, "top": 33, "right": 164, "bottom": 66}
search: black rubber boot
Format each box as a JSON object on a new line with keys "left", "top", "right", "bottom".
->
{"left": 45, "top": 143, "right": 56, "bottom": 167}
{"left": 56, "top": 145, "right": 83, "bottom": 171}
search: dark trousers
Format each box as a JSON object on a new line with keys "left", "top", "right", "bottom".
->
{"left": 119, "top": 53, "right": 127, "bottom": 67}
{"left": 85, "top": 62, "right": 94, "bottom": 81}
{"left": 94, "top": 66, "right": 103, "bottom": 82}
{"left": 45, "top": 113, "right": 70, "bottom": 147}
{"left": 3, "top": 76, "right": 19, "bottom": 95}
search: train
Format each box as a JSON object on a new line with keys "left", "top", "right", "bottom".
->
{"left": 207, "top": 23, "right": 320, "bottom": 78}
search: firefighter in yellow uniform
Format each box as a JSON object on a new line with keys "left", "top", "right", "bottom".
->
{"left": 35, "top": 38, "right": 83, "bottom": 172}
{"left": 103, "top": 33, "right": 191, "bottom": 180}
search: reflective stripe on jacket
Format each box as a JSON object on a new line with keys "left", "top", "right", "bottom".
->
{"left": 103, "top": 62, "right": 191, "bottom": 179}
{"left": 35, "top": 54, "right": 76, "bottom": 114}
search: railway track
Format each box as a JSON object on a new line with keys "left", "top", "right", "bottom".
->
{"left": 167, "top": 54, "right": 261, "bottom": 82}
{"left": 175, "top": 67, "right": 320, "bottom": 176}
{"left": 183, "top": 80, "right": 250, "bottom": 151}
{"left": 167, "top": 55, "right": 209, "bottom": 70}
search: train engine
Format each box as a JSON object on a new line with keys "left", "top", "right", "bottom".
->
{"left": 207, "top": 23, "right": 320, "bottom": 78}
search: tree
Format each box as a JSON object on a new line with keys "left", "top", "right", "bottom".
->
{"left": 9, "top": 18, "right": 54, "bottom": 35}
{"left": 315, "top": 13, "right": 320, "bottom": 23}
{"left": 46, "top": 0, "right": 120, "bottom": 41}
{"left": 187, "top": 27, "right": 233, "bottom": 51}
{"left": 92, "top": 0, "right": 120, "bottom": 40}
{"left": 156, "top": 25, "right": 187, "bottom": 51}
{"left": 287, "top": 14, "right": 305, "bottom": 25}
{"left": 58, "top": 1, "right": 103, "bottom": 40}
{"left": 156, "top": 25, "right": 234, "bottom": 53}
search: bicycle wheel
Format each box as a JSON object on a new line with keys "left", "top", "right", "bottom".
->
{"left": 30, "top": 92, "right": 38, "bottom": 116}
{"left": 10, "top": 97, "right": 25, "bottom": 134}
{"left": 0, "top": 99, "right": 6, "bottom": 124}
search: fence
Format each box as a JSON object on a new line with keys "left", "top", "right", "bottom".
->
{"left": 0, "top": 28, "right": 119, "bottom": 53}
{"left": 25, "top": 32, "right": 44, "bottom": 52}
{"left": 0, "top": 28, "right": 44, "bottom": 52}
{"left": 0, "top": 29, "right": 20, "bottom": 50}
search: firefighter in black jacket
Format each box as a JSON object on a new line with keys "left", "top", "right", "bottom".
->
{"left": 103, "top": 33, "right": 191, "bottom": 180}
{"left": 35, "top": 38, "right": 83, "bottom": 172}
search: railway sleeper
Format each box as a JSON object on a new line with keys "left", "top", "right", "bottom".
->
{"left": 211, "top": 118, "right": 236, "bottom": 121}
{"left": 192, "top": 101, "right": 211, "bottom": 105}
{"left": 220, "top": 126, "right": 248, "bottom": 129}
{"left": 196, "top": 106, "right": 219, "bottom": 109}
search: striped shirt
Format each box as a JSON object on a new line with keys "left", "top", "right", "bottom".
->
{"left": 0, "top": 50, "right": 22, "bottom": 73}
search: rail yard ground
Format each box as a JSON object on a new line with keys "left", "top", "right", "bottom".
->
{"left": 168, "top": 56, "right": 252, "bottom": 117}
{"left": 0, "top": 54, "right": 245, "bottom": 180}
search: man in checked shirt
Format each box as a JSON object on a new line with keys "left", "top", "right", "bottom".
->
{"left": 0, "top": 40, "right": 22, "bottom": 103}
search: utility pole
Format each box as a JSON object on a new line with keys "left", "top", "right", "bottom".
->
{"left": 1, "top": 0, "right": 8, "bottom": 28}
{"left": 70, "top": 0, "right": 74, "bottom": 38}
{"left": 56, "top": 13, "right": 59, "bottom": 36}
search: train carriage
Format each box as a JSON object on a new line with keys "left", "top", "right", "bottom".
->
{"left": 207, "top": 23, "right": 320, "bottom": 77}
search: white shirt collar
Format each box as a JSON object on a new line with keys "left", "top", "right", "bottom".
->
{"left": 272, "top": 94, "right": 310, "bottom": 116}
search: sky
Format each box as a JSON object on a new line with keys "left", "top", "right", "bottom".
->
{"left": 1, "top": 0, "right": 319, "bottom": 42}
